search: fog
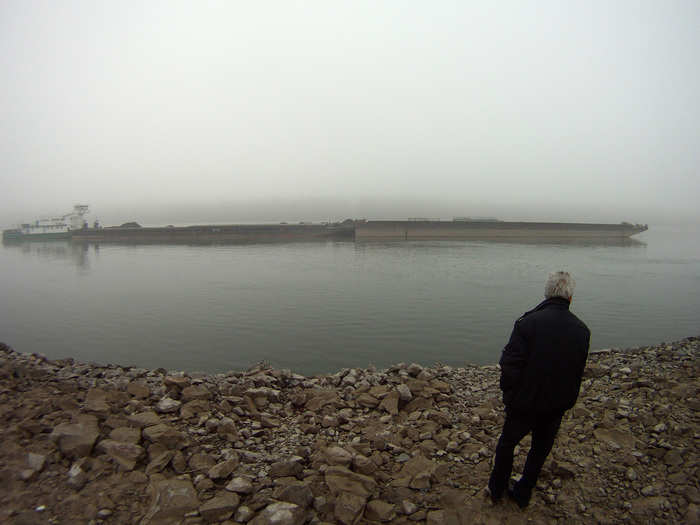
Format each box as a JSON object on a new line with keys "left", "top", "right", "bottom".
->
{"left": 1, "top": 1, "right": 699, "bottom": 228}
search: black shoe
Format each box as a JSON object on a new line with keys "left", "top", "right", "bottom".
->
{"left": 507, "top": 486, "right": 530, "bottom": 509}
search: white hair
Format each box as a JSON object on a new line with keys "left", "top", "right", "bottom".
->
{"left": 545, "top": 271, "right": 575, "bottom": 300}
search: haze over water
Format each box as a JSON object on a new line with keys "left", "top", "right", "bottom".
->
{"left": 1, "top": 2, "right": 699, "bottom": 374}
{"left": 1, "top": 226, "right": 697, "bottom": 375}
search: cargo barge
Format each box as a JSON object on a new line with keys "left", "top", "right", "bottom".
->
{"left": 70, "top": 222, "right": 355, "bottom": 244}
{"left": 3, "top": 207, "right": 648, "bottom": 244}
{"left": 354, "top": 219, "right": 648, "bottom": 241}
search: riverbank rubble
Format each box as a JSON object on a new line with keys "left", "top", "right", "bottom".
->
{"left": 0, "top": 338, "right": 697, "bottom": 524}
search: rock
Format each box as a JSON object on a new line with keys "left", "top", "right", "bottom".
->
{"left": 27, "top": 453, "right": 46, "bottom": 472}
{"left": 626, "top": 467, "right": 638, "bottom": 481}
{"left": 270, "top": 458, "right": 304, "bottom": 478}
{"left": 181, "top": 399, "right": 211, "bottom": 419}
{"left": 146, "top": 451, "right": 174, "bottom": 475}
{"left": 379, "top": 391, "right": 399, "bottom": 415}
{"left": 305, "top": 389, "right": 340, "bottom": 411}
{"left": 50, "top": 415, "right": 100, "bottom": 459}
{"left": 685, "top": 504, "right": 700, "bottom": 525}
{"left": 324, "top": 446, "right": 353, "bottom": 467}
{"left": 127, "top": 380, "right": 150, "bottom": 399}
{"left": 321, "top": 415, "right": 339, "bottom": 428}
{"left": 234, "top": 505, "right": 256, "bottom": 522}
{"left": 551, "top": 460, "right": 577, "bottom": 480}
{"left": 407, "top": 363, "right": 423, "bottom": 377}
{"left": 189, "top": 452, "right": 216, "bottom": 472}
{"left": 594, "top": 428, "right": 637, "bottom": 449}
{"left": 141, "top": 479, "right": 200, "bottom": 525}
{"left": 394, "top": 454, "right": 437, "bottom": 488}
{"left": 334, "top": 492, "right": 366, "bottom": 525}
{"left": 155, "top": 397, "right": 181, "bottom": 414}
{"left": 142, "top": 424, "right": 186, "bottom": 449}
{"left": 181, "top": 385, "right": 211, "bottom": 402}
{"left": 164, "top": 375, "right": 190, "bottom": 389}
{"left": 397, "top": 384, "right": 412, "bottom": 402}
{"left": 357, "top": 393, "right": 379, "bottom": 408}
{"left": 208, "top": 457, "right": 239, "bottom": 480}
{"left": 426, "top": 509, "right": 446, "bottom": 525}
{"left": 325, "top": 466, "right": 377, "bottom": 498}
{"left": 401, "top": 499, "right": 418, "bottom": 515}
{"left": 664, "top": 448, "right": 683, "bottom": 466}
{"left": 226, "top": 476, "right": 254, "bottom": 494}
{"left": 110, "top": 426, "right": 141, "bottom": 444}
{"left": 365, "top": 500, "right": 396, "bottom": 521}
{"left": 404, "top": 397, "right": 432, "bottom": 413}
{"left": 85, "top": 388, "right": 110, "bottom": 416}
{"left": 352, "top": 454, "right": 375, "bottom": 476}
{"left": 95, "top": 439, "right": 144, "bottom": 470}
{"left": 276, "top": 481, "right": 314, "bottom": 509}
{"left": 641, "top": 485, "right": 656, "bottom": 497}
{"left": 67, "top": 461, "right": 88, "bottom": 490}
{"left": 249, "top": 501, "right": 307, "bottom": 525}
{"left": 171, "top": 450, "right": 187, "bottom": 473}
{"left": 199, "top": 492, "right": 240, "bottom": 523}
{"left": 127, "top": 411, "right": 162, "bottom": 428}
{"left": 653, "top": 422, "right": 667, "bottom": 433}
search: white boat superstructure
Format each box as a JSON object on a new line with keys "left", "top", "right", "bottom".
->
{"left": 4, "top": 205, "right": 89, "bottom": 240}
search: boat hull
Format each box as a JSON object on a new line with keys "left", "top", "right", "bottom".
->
{"left": 2, "top": 230, "right": 72, "bottom": 242}
{"left": 354, "top": 221, "right": 648, "bottom": 241}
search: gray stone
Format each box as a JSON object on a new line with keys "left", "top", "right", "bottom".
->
{"left": 27, "top": 453, "right": 46, "bottom": 472}
{"left": 208, "top": 457, "right": 239, "bottom": 480}
{"left": 234, "top": 505, "right": 256, "bottom": 522}
{"left": 127, "top": 411, "right": 162, "bottom": 428}
{"left": 141, "top": 479, "right": 200, "bottom": 525}
{"left": 226, "top": 476, "right": 254, "bottom": 494}
{"left": 334, "top": 492, "right": 366, "bottom": 525}
{"left": 324, "top": 446, "right": 353, "bottom": 467}
{"left": 146, "top": 451, "right": 174, "bottom": 475}
{"left": 110, "top": 426, "right": 141, "bottom": 444}
{"left": 156, "top": 397, "right": 181, "bottom": 414}
{"left": 325, "top": 466, "right": 377, "bottom": 498}
{"left": 96, "top": 439, "right": 145, "bottom": 470}
{"left": 50, "top": 415, "right": 100, "bottom": 459}
{"left": 270, "top": 458, "right": 304, "bottom": 478}
{"left": 142, "top": 424, "right": 186, "bottom": 449}
{"left": 276, "top": 482, "right": 314, "bottom": 509}
{"left": 397, "top": 384, "right": 413, "bottom": 402}
{"left": 365, "top": 500, "right": 396, "bottom": 522}
{"left": 181, "top": 385, "right": 211, "bottom": 402}
{"left": 199, "top": 492, "right": 240, "bottom": 523}
{"left": 67, "top": 462, "right": 87, "bottom": 490}
{"left": 249, "top": 501, "right": 307, "bottom": 525}
{"left": 189, "top": 452, "right": 217, "bottom": 472}
{"left": 401, "top": 499, "right": 418, "bottom": 515}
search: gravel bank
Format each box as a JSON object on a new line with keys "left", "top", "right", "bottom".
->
{"left": 0, "top": 337, "right": 697, "bottom": 524}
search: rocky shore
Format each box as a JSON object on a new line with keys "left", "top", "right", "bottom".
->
{"left": 0, "top": 338, "right": 697, "bottom": 525}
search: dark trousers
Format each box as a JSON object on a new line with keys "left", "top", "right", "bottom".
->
{"left": 488, "top": 410, "right": 563, "bottom": 503}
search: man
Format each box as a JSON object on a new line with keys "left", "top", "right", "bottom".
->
{"left": 487, "top": 271, "right": 590, "bottom": 508}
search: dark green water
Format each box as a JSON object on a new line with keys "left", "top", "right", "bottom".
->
{"left": 1, "top": 226, "right": 698, "bottom": 374}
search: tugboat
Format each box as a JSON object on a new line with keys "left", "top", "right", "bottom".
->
{"left": 2, "top": 205, "right": 89, "bottom": 242}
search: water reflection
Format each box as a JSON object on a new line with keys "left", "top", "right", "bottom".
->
{"left": 2, "top": 239, "right": 96, "bottom": 270}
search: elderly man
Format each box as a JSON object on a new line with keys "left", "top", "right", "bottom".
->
{"left": 487, "top": 271, "right": 590, "bottom": 508}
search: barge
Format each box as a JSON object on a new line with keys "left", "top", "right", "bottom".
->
{"left": 354, "top": 219, "right": 648, "bottom": 241}
{"left": 3, "top": 207, "right": 648, "bottom": 244}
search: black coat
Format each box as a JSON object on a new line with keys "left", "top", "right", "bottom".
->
{"left": 499, "top": 297, "right": 590, "bottom": 415}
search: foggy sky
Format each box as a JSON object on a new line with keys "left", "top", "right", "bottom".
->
{"left": 1, "top": 0, "right": 699, "bottom": 227}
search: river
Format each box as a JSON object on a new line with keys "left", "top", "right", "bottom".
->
{"left": 1, "top": 225, "right": 698, "bottom": 374}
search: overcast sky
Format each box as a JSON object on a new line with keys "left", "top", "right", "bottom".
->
{"left": 1, "top": 0, "right": 698, "bottom": 226}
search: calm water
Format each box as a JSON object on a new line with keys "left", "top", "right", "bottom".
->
{"left": 1, "top": 226, "right": 698, "bottom": 375}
